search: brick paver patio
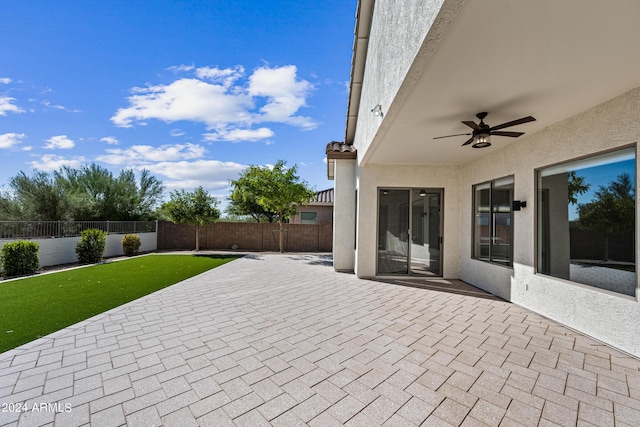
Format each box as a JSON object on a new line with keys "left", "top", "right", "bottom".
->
{"left": 1, "top": 253, "right": 639, "bottom": 426}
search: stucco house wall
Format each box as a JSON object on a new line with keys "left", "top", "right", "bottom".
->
{"left": 459, "top": 87, "right": 640, "bottom": 357}
{"left": 351, "top": 88, "right": 640, "bottom": 357}
{"left": 353, "top": 0, "right": 460, "bottom": 157}
{"left": 355, "top": 163, "right": 461, "bottom": 278}
{"left": 334, "top": 0, "right": 640, "bottom": 357}
{"left": 289, "top": 205, "right": 333, "bottom": 224}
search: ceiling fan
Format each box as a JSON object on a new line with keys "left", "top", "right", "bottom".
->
{"left": 434, "top": 112, "right": 536, "bottom": 148}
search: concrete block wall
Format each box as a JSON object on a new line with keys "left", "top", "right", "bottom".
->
{"left": 0, "top": 232, "right": 157, "bottom": 270}
{"left": 157, "top": 221, "right": 332, "bottom": 252}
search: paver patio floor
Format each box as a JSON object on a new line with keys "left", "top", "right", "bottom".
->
{"left": 1, "top": 253, "right": 639, "bottom": 426}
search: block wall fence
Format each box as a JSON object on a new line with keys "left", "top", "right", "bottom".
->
{"left": 0, "top": 232, "right": 157, "bottom": 271}
{"left": 157, "top": 221, "right": 332, "bottom": 252}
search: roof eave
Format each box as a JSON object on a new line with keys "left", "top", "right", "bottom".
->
{"left": 345, "top": 0, "right": 374, "bottom": 145}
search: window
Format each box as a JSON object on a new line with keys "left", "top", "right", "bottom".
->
{"left": 300, "top": 212, "right": 318, "bottom": 224}
{"left": 473, "top": 176, "right": 514, "bottom": 266}
{"left": 537, "top": 147, "right": 636, "bottom": 296}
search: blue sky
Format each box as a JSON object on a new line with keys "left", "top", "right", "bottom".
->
{"left": 569, "top": 159, "right": 635, "bottom": 220}
{"left": 0, "top": 1, "right": 354, "bottom": 209}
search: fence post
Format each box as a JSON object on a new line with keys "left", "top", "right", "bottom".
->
{"left": 106, "top": 220, "right": 110, "bottom": 234}
{"left": 57, "top": 220, "right": 61, "bottom": 238}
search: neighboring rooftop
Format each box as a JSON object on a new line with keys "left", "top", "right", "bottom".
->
{"left": 312, "top": 188, "right": 333, "bottom": 204}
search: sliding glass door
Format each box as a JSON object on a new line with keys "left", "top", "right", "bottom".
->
{"left": 377, "top": 188, "right": 442, "bottom": 276}
{"left": 378, "top": 189, "right": 410, "bottom": 274}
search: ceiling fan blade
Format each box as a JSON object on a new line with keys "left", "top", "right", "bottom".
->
{"left": 491, "top": 131, "right": 524, "bottom": 138}
{"left": 461, "top": 137, "right": 474, "bottom": 146}
{"left": 462, "top": 120, "right": 481, "bottom": 130}
{"left": 433, "top": 132, "right": 472, "bottom": 140}
{"left": 490, "top": 116, "right": 536, "bottom": 131}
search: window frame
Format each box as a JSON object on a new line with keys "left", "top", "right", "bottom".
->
{"left": 472, "top": 175, "right": 515, "bottom": 267}
{"left": 535, "top": 145, "right": 636, "bottom": 296}
{"left": 300, "top": 211, "right": 318, "bottom": 224}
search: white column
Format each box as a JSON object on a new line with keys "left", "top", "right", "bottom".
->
{"left": 332, "top": 159, "right": 356, "bottom": 271}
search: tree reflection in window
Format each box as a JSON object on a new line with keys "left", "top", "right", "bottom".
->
{"left": 537, "top": 147, "right": 636, "bottom": 296}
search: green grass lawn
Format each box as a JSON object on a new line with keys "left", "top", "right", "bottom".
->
{"left": 0, "top": 254, "right": 241, "bottom": 353}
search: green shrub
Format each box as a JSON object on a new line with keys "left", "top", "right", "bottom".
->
{"left": 121, "top": 234, "right": 142, "bottom": 256}
{"left": 1, "top": 240, "right": 40, "bottom": 277}
{"left": 76, "top": 229, "right": 107, "bottom": 264}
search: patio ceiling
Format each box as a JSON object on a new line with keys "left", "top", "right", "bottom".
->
{"left": 362, "top": 0, "right": 640, "bottom": 165}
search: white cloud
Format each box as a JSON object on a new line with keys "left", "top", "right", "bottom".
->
{"left": 195, "top": 65, "right": 244, "bottom": 88}
{"left": 170, "top": 128, "right": 185, "bottom": 137}
{"left": 44, "top": 135, "right": 75, "bottom": 149}
{"left": 111, "top": 78, "right": 253, "bottom": 128}
{"left": 0, "top": 96, "right": 24, "bottom": 116}
{"left": 100, "top": 136, "right": 119, "bottom": 145}
{"left": 322, "top": 157, "right": 327, "bottom": 164}
{"left": 96, "top": 143, "right": 206, "bottom": 166}
{"left": 41, "top": 100, "right": 81, "bottom": 113}
{"left": 0, "top": 133, "right": 26, "bottom": 149}
{"left": 29, "top": 154, "right": 85, "bottom": 171}
{"left": 248, "top": 65, "right": 316, "bottom": 129}
{"left": 204, "top": 127, "right": 274, "bottom": 142}
{"left": 166, "top": 64, "right": 195, "bottom": 73}
{"left": 144, "top": 159, "right": 247, "bottom": 192}
{"left": 0, "top": 77, "right": 11, "bottom": 84}
{"left": 111, "top": 64, "right": 317, "bottom": 134}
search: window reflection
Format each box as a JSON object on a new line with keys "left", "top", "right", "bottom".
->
{"left": 473, "top": 177, "right": 513, "bottom": 266}
{"left": 537, "top": 147, "right": 636, "bottom": 296}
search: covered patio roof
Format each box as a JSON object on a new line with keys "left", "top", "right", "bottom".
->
{"left": 348, "top": 0, "right": 640, "bottom": 166}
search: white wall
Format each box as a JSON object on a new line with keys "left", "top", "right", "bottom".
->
{"left": 355, "top": 163, "right": 461, "bottom": 278}
{"left": 459, "top": 87, "right": 640, "bottom": 357}
{"left": 0, "top": 232, "right": 157, "bottom": 270}
{"left": 353, "top": 0, "right": 459, "bottom": 159}
{"left": 349, "top": 87, "right": 640, "bottom": 357}
{"left": 347, "top": 0, "right": 640, "bottom": 358}
{"left": 333, "top": 159, "right": 357, "bottom": 271}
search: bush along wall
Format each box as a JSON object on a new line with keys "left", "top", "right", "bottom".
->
{"left": 121, "top": 234, "right": 142, "bottom": 256}
{"left": 76, "top": 229, "right": 107, "bottom": 264}
{"left": 1, "top": 240, "right": 40, "bottom": 277}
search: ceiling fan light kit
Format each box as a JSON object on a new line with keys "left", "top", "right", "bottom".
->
{"left": 434, "top": 111, "right": 536, "bottom": 148}
{"left": 472, "top": 133, "right": 491, "bottom": 148}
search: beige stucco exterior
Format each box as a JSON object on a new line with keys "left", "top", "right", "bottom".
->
{"left": 331, "top": 0, "right": 640, "bottom": 357}
{"left": 354, "top": 163, "right": 461, "bottom": 279}
{"left": 459, "top": 89, "right": 640, "bottom": 356}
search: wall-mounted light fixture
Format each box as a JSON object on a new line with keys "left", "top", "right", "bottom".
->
{"left": 419, "top": 189, "right": 427, "bottom": 197}
{"left": 512, "top": 200, "right": 527, "bottom": 211}
{"left": 371, "top": 104, "right": 383, "bottom": 117}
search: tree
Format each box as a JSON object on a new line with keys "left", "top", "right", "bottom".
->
{"left": 161, "top": 186, "right": 220, "bottom": 250}
{"left": 567, "top": 171, "right": 590, "bottom": 205}
{"left": 3, "top": 164, "right": 164, "bottom": 221}
{"left": 578, "top": 173, "right": 635, "bottom": 261}
{"left": 135, "top": 169, "right": 165, "bottom": 219}
{"left": 0, "top": 187, "right": 23, "bottom": 220}
{"left": 228, "top": 168, "right": 279, "bottom": 223}
{"left": 9, "top": 171, "right": 69, "bottom": 220}
{"left": 231, "top": 161, "right": 314, "bottom": 253}
{"left": 55, "top": 164, "right": 164, "bottom": 220}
